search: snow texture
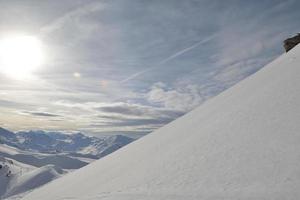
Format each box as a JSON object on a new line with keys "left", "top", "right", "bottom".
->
{"left": 20, "top": 45, "right": 300, "bottom": 200}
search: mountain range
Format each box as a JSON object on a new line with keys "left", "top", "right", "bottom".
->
{"left": 0, "top": 128, "right": 134, "bottom": 159}
{"left": 0, "top": 127, "right": 135, "bottom": 199}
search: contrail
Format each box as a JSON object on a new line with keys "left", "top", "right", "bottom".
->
{"left": 121, "top": 34, "right": 217, "bottom": 83}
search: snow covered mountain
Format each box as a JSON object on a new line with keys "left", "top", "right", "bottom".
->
{"left": 0, "top": 128, "right": 135, "bottom": 199}
{"left": 0, "top": 147, "right": 63, "bottom": 199}
{"left": 0, "top": 128, "right": 134, "bottom": 159}
{"left": 19, "top": 45, "right": 300, "bottom": 200}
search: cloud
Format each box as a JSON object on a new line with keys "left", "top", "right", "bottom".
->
{"left": 54, "top": 100, "right": 184, "bottom": 134}
{"left": 96, "top": 102, "right": 182, "bottom": 117}
{"left": 97, "top": 103, "right": 147, "bottom": 116}
{"left": 93, "top": 117, "right": 173, "bottom": 127}
{"left": 41, "top": 2, "right": 104, "bottom": 34}
{"left": 95, "top": 102, "right": 184, "bottom": 129}
{"left": 214, "top": 1, "right": 299, "bottom": 69}
{"left": 0, "top": 99, "right": 25, "bottom": 108}
{"left": 121, "top": 34, "right": 218, "bottom": 83}
{"left": 21, "top": 111, "right": 61, "bottom": 118}
{"left": 213, "top": 57, "right": 274, "bottom": 88}
{"left": 147, "top": 82, "right": 205, "bottom": 112}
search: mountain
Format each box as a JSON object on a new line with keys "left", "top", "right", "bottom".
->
{"left": 0, "top": 128, "right": 15, "bottom": 140}
{"left": 19, "top": 45, "right": 300, "bottom": 200}
{"left": 0, "top": 128, "right": 18, "bottom": 147}
{"left": 0, "top": 129, "right": 135, "bottom": 158}
{"left": 0, "top": 128, "right": 135, "bottom": 199}
{"left": 0, "top": 153, "right": 64, "bottom": 199}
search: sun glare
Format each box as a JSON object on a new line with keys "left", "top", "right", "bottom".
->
{"left": 0, "top": 35, "right": 44, "bottom": 79}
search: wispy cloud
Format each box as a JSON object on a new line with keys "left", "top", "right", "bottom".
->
{"left": 21, "top": 111, "right": 61, "bottom": 118}
{"left": 147, "top": 82, "right": 205, "bottom": 112}
{"left": 41, "top": 2, "right": 104, "bottom": 34}
{"left": 0, "top": 99, "right": 26, "bottom": 108}
{"left": 121, "top": 34, "right": 217, "bottom": 83}
{"left": 53, "top": 100, "right": 184, "bottom": 134}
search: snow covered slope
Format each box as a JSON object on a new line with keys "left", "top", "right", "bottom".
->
{"left": 0, "top": 144, "right": 88, "bottom": 170}
{"left": 21, "top": 46, "right": 300, "bottom": 200}
{"left": 0, "top": 155, "right": 63, "bottom": 199}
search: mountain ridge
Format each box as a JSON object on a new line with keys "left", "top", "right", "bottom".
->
{"left": 0, "top": 128, "right": 134, "bottom": 158}
{"left": 0, "top": 128, "right": 135, "bottom": 199}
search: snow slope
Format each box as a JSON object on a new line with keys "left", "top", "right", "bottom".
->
{"left": 0, "top": 155, "right": 63, "bottom": 199}
{"left": 21, "top": 45, "right": 300, "bottom": 200}
{"left": 3, "top": 165, "right": 63, "bottom": 198}
{"left": 0, "top": 144, "right": 88, "bottom": 170}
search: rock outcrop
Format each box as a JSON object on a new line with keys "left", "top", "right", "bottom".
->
{"left": 284, "top": 33, "right": 300, "bottom": 52}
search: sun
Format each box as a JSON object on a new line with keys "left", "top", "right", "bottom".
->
{"left": 0, "top": 35, "right": 44, "bottom": 79}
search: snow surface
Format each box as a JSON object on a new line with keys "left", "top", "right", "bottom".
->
{"left": 0, "top": 143, "right": 88, "bottom": 170}
{"left": 0, "top": 154, "right": 63, "bottom": 199}
{"left": 21, "top": 45, "right": 300, "bottom": 200}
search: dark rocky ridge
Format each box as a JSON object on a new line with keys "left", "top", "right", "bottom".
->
{"left": 284, "top": 33, "right": 300, "bottom": 52}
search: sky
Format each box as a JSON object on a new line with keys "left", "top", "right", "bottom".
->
{"left": 0, "top": 0, "right": 299, "bottom": 137}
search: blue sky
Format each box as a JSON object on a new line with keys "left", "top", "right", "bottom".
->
{"left": 0, "top": 0, "right": 299, "bottom": 137}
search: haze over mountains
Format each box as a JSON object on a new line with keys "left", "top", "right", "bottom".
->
{"left": 17, "top": 45, "right": 300, "bottom": 200}
{"left": 0, "top": 127, "right": 134, "bottom": 199}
